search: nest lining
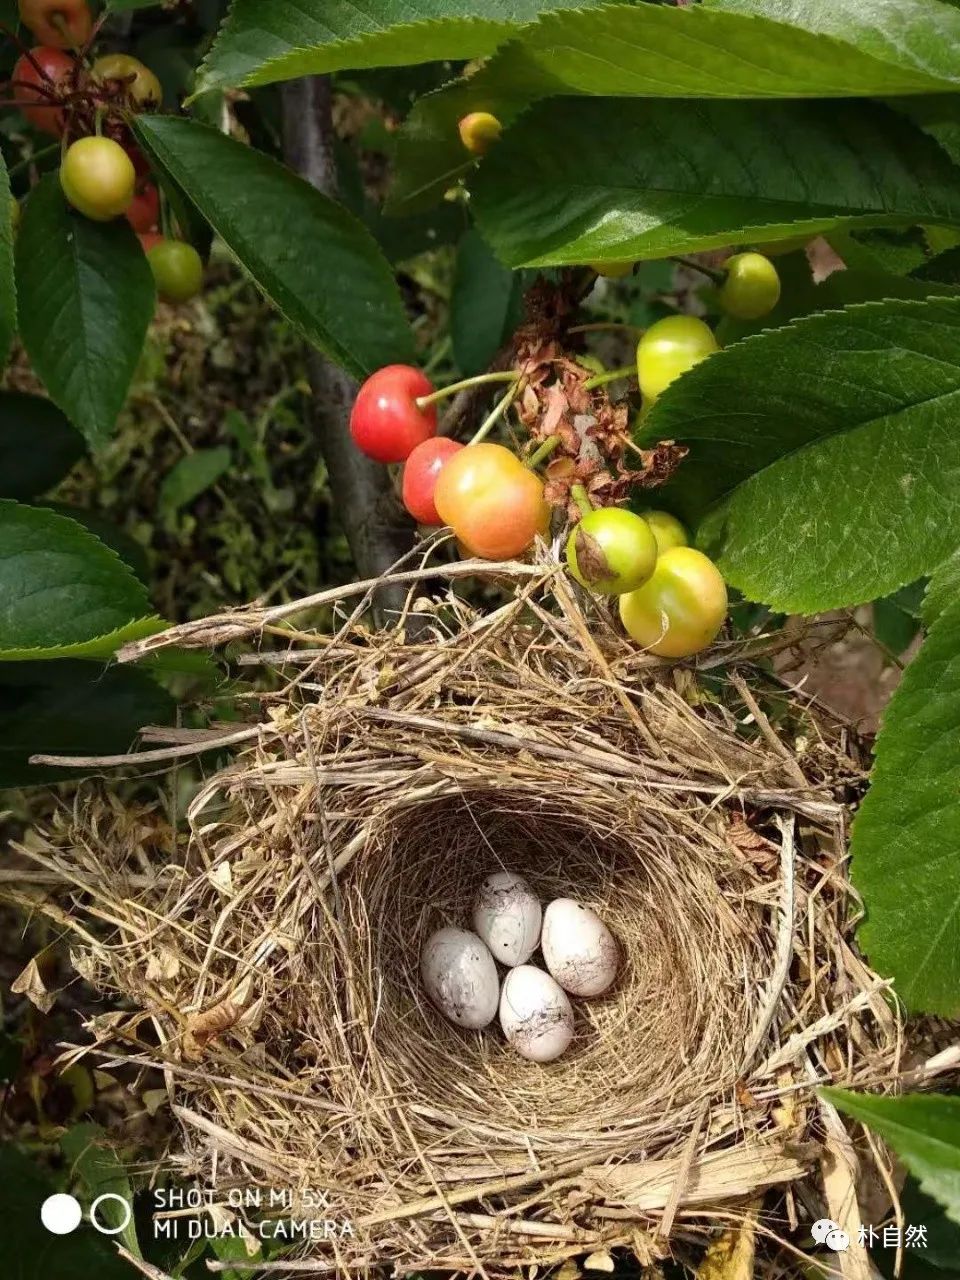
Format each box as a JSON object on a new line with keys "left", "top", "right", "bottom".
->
{"left": 17, "top": 562, "right": 908, "bottom": 1273}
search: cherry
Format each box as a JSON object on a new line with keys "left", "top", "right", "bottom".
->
{"left": 566, "top": 508, "right": 657, "bottom": 596}
{"left": 458, "top": 112, "right": 502, "bottom": 156}
{"left": 589, "top": 260, "right": 634, "bottom": 279}
{"left": 719, "top": 252, "right": 781, "bottom": 320}
{"left": 147, "top": 239, "right": 204, "bottom": 303}
{"left": 125, "top": 183, "right": 160, "bottom": 234}
{"left": 402, "top": 437, "right": 465, "bottom": 526}
{"left": 12, "top": 47, "right": 75, "bottom": 136}
{"left": 638, "top": 509, "right": 688, "bottom": 555}
{"left": 18, "top": 0, "right": 92, "bottom": 49}
{"left": 619, "top": 547, "right": 727, "bottom": 658}
{"left": 434, "top": 443, "right": 549, "bottom": 560}
{"left": 636, "top": 314, "right": 719, "bottom": 404}
{"left": 350, "top": 365, "right": 438, "bottom": 463}
{"left": 60, "top": 136, "right": 136, "bottom": 221}
{"left": 92, "top": 53, "right": 163, "bottom": 108}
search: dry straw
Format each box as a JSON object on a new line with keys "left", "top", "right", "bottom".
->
{"left": 13, "top": 552, "right": 926, "bottom": 1275}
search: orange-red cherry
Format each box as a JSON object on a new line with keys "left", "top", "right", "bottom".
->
{"left": 19, "top": 0, "right": 92, "bottom": 49}
{"left": 13, "top": 46, "right": 75, "bottom": 135}
{"left": 402, "top": 437, "right": 465, "bottom": 525}
{"left": 350, "top": 365, "right": 438, "bottom": 463}
{"left": 434, "top": 442, "right": 550, "bottom": 560}
{"left": 125, "top": 183, "right": 159, "bottom": 233}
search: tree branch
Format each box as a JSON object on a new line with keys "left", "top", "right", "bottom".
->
{"left": 280, "top": 75, "right": 418, "bottom": 624}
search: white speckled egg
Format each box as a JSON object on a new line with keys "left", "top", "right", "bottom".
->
{"left": 499, "top": 964, "right": 574, "bottom": 1062}
{"left": 420, "top": 927, "right": 499, "bottom": 1029}
{"left": 541, "top": 898, "right": 619, "bottom": 998}
{"left": 472, "top": 870, "right": 542, "bottom": 968}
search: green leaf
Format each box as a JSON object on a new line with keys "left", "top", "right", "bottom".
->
{"left": 0, "top": 393, "right": 85, "bottom": 500}
{"left": 471, "top": 98, "right": 960, "bottom": 267}
{"left": 14, "top": 176, "right": 156, "bottom": 449}
{"left": 873, "top": 594, "right": 921, "bottom": 654}
{"left": 851, "top": 572, "right": 960, "bottom": 1015}
{"left": 39, "top": 503, "right": 151, "bottom": 584}
{"left": 0, "top": 1143, "right": 132, "bottom": 1280}
{"left": 61, "top": 1123, "right": 141, "bottom": 1257}
{"left": 915, "top": 245, "right": 960, "bottom": 285}
{"left": 641, "top": 297, "right": 960, "bottom": 612}
{"left": 0, "top": 149, "right": 15, "bottom": 372}
{"left": 134, "top": 116, "right": 413, "bottom": 379}
{"left": 388, "top": 0, "right": 960, "bottom": 216}
{"left": 0, "top": 501, "right": 160, "bottom": 660}
{"left": 159, "top": 446, "right": 232, "bottom": 516}
{"left": 450, "top": 229, "right": 522, "bottom": 376}
{"left": 924, "top": 549, "right": 960, "bottom": 626}
{"left": 822, "top": 1090, "right": 960, "bottom": 1221}
{"left": 198, "top": 0, "right": 609, "bottom": 93}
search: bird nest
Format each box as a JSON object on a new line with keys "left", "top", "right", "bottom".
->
{"left": 20, "top": 559, "right": 908, "bottom": 1275}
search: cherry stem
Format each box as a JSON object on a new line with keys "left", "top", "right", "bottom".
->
{"left": 7, "top": 141, "right": 61, "bottom": 177}
{"left": 51, "top": 12, "right": 81, "bottom": 55}
{"left": 415, "top": 369, "right": 516, "bottom": 410}
{"left": 570, "top": 484, "right": 594, "bottom": 520}
{"left": 568, "top": 322, "right": 643, "bottom": 336}
{"left": 670, "top": 255, "right": 727, "bottom": 285}
{"left": 524, "top": 435, "right": 561, "bottom": 470}
{"left": 468, "top": 379, "right": 521, "bottom": 446}
{"left": 582, "top": 364, "right": 636, "bottom": 391}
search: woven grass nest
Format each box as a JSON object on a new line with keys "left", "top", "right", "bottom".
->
{"left": 25, "top": 557, "right": 912, "bottom": 1275}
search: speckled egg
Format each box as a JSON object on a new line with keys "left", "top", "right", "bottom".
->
{"left": 420, "top": 926, "right": 500, "bottom": 1029}
{"left": 499, "top": 964, "right": 575, "bottom": 1062}
{"left": 541, "top": 898, "right": 619, "bottom": 998}
{"left": 472, "top": 870, "right": 542, "bottom": 967}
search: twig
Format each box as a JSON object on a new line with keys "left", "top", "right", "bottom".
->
{"left": 116, "top": 1245, "right": 176, "bottom": 1280}
{"left": 741, "top": 815, "right": 797, "bottom": 1071}
{"left": 30, "top": 725, "right": 262, "bottom": 769}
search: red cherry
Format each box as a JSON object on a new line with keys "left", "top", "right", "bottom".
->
{"left": 13, "top": 46, "right": 75, "bottom": 136}
{"left": 350, "top": 364, "right": 437, "bottom": 463}
{"left": 402, "top": 437, "right": 465, "bottom": 525}
{"left": 125, "top": 183, "right": 160, "bottom": 233}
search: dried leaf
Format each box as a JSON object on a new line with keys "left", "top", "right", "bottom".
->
{"left": 584, "top": 1251, "right": 615, "bottom": 1272}
{"left": 11, "top": 957, "right": 55, "bottom": 1013}
{"left": 573, "top": 527, "right": 613, "bottom": 585}
{"left": 184, "top": 998, "right": 245, "bottom": 1058}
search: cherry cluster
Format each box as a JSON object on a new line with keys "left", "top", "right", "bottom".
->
{"left": 7, "top": 0, "right": 202, "bottom": 304}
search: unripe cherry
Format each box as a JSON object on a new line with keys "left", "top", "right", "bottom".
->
{"left": 639, "top": 509, "right": 689, "bottom": 555}
{"left": 619, "top": 547, "right": 727, "bottom": 658}
{"left": 60, "top": 136, "right": 136, "bottom": 221}
{"left": 636, "top": 314, "right": 719, "bottom": 404}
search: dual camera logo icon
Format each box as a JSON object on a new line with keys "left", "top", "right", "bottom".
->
{"left": 40, "top": 1192, "right": 133, "bottom": 1237}
{"left": 812, "top": 1218, "right": 851, "bottom": 1252}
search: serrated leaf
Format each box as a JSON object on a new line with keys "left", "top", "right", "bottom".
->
{"left": 389, "top": 0, "right": 960, "bottom": 216}
{"left": 134, "top": 116, "right": 413, "bottom": 379}
{"left": 641, "top": 297, "right": 960, "bottom": 612}
{"left": 471, "top": 98, "right": 960, "bottom": 267}
{"left": 198, "top": 0, "right": 608, "bottom": 93}
{"left": 159, "top": 446, "right": 232, "bottom": 516}
{"left": 850, "top": 570, "right": 960, "bottom": 1014}
{"left": 0, "top": 150, "right": 14, "bottom": 371}
{"left": 0, "top": 501, "right": 160, "bottom": 660}
{"left": 39, "top": 503, "right": 151, "bottom": 583}
{"left": 14, "top": 176, "right": 155, "bottom": 449}
{"left": 822, "top": 1090, "right": 960, "bottom": 1220}
{"left": 0, "top": 393, "right": 85, "bottom": 500}
{"left": 924, "top": 549, "right": 960, "bottom": 626}
{"left": 450, "top": 229, "right": 522, "bottom": 375}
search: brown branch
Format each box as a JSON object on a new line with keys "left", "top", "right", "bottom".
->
{"left": 280, "top": 76, "right": 418, "bottom": 625}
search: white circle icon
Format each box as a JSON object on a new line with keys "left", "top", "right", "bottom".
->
{"left": 40, "top": 1193, "right": 83, "bottom": 1235}
{"left": 811, "top": 1218, "right": 841, "bottom": 1245}
{"left": 90, "top": 1192, "right": 133, "bottom": 1236}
